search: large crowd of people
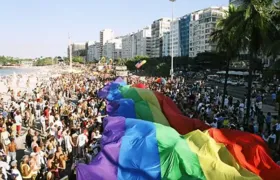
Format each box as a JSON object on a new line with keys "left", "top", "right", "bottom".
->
{"left": 0, "top": 65, "right": 279, "bottom": 180}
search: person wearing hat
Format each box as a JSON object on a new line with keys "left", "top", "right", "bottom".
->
{"left": 11, "top": 160, "right": 22, "bottom": 180}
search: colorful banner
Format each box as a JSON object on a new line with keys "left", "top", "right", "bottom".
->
{"left": 77, "top": 78, "right": 280, "bottom": 180}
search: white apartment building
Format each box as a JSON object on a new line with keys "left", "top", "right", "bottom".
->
{"left": 122, "top": 34, "right": 136, "bottom": 59}
{"left": 122, "top": 26, "right": 152, "bottom": 59}
{"left": 162, "top": 19, "right": 181, "bottom": 57}
{"left": 103, "top": 37, "right": 122, "bottom": 60}
{"left": 151, "top": 18, "right": 172, "bottom": 58}
{"left": 100, "top": 29, "right": 114, "bottom": 58}
{"left": 87, "top": 42, "right": 100, "bottom": 61}
{"left": 189, "top": 6, "right": 228, "bottom": 58}
{"left": 135, "top": 26, "right": 152, "bottom": 57}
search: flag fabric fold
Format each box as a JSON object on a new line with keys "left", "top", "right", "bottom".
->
{"left": 76, "top": 78, "right": 280, "bottom": 180}
{"left": 77, "top": 117, "right": 261, "bottom": 180}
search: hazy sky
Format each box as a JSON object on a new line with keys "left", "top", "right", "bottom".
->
{"left": 0, "top": 0, "right": 228, "bottom": 58}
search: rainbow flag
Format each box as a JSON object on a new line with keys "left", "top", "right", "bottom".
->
{"left": 77, "top": 117, "right": 260, "bottom": 180}
{"left": 77, "top": 78, "right": 280, "bottom": 180}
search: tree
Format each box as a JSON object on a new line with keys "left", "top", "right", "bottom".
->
{"left": 211, "top": 4, "right": 239, "bottom": 108}
{"left": 73, "top": 56, "right": 84, "bottom": 63}
{"left": 224, "top": 0, "right": 277, "bottom": 123}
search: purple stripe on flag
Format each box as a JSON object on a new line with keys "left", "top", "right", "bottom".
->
{"left": 76, "top": 117, "right": 126, "bottom": 180}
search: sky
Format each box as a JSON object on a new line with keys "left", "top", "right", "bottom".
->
{"left": 0, "top": 0, "right": 229, "bottom": 58}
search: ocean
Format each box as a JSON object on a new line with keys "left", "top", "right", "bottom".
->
{"left": 0, "top": 67, "right": 38, "bottom": 76}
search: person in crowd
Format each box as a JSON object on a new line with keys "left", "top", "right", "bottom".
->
{"left": 39, "top": 114, "right": 46, "bottom": 135}
{"left": 0, "top": 155, "right": 9, "bottom": 180}
{"left": 7, "top": 137, "right": 17, "bottom": 164}
{"left": 11, "top": 160, "right": 22, "bottom": 180}
{"left": 20, "top": 155, "right": 33, "bottom": 180}
{"left": 0, "top": 65, "right": 278, "bottom": 180}
{"left": 25, "top": 129, "right": 33, "bottom": 151}
{"left": 266, "top": 112, "right": 272, "bottom": 134}
{"left": 76, "top": 130, "right": 88, "bottom": 158}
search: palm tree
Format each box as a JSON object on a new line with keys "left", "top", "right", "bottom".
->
{"left": 224, "top": 0, "right": 276, "bottom": 124}
{"left": 211, "top": 4, "right": 239, "bottom": 108}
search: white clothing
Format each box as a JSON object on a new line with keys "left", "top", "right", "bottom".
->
{"left": 54, "top": 120, "right": 63, "bottom": 128}
{"left": 268, "top": 134, "right": 277, "bottom": 143}
{"left": 96, "top": 116, "right": 102, "bottom": 123}
{"left": 14, "top": 115, "right": 22, "bottom": 126}
{"left": 64, "top": 135, "right": 72, "bottom": 152}
{"left": 49, "top": 115, "right": 54, "bottom": 124}
{"left": 276, "top": 123, "right": 280, "bottom": 131}
{"left": 1, "top": 131, "right": 10, "bottom": 146}
{"left": 77, "top": 134, "right": 88, "bottom": 147}
{"left": 0, "top": 161, "right": 10, "bottom": 180}
{"left": 11, "top": 168, "right": 23, "bottom": 180}
{"left": 40, "top": 116, "right": 45, "bottom": 124}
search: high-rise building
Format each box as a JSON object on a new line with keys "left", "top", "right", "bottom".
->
{"left": 87, "top": 42, "right": 100, "bottom": 61}
{"left": 162, "top": 32, "right": 171, "bottom": 57}
{"left": 179, "top": 14, "right": 191, "bottom": 56}
{"left": 171, "top": 19, "right": 181, "bottom": 57}
{"left": 135, "top": 26, "right": 152, "bottom": 57}
{"left": 151, "top": 18, "right": 172, "bottom": 58}
{"left": 122, "top": 26, "right": 152, "bottom": 59}
{"left": 189, "top": 6, "right": 228, "bottom": 57}
{"left": 103, "top": 37, "right": 122, "bottom": 60}
{"left": 100, "top": 29, "right": 114, "bottom": 59}
{"left": 122, "top": 34, "right": 135, "bottom": 59}
{"left": 162, "top": 19, "right": 181, "bottom": 57}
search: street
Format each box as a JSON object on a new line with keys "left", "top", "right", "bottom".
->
{"left": 205, "top": 81, "right": 274, "bottom": 105}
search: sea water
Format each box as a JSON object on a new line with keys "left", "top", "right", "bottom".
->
{"left": 0, "top": 67, "right": 35, "bottom": 76}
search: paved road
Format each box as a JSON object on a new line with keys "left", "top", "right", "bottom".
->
{"left": 205, "top": 81, "right": 274, "bottom": 105}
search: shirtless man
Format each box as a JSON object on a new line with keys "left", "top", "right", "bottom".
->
{"left": 7, "top": 137, "right": 17, "bottom": 164}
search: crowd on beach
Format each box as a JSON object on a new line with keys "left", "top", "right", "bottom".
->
{"left": 0, "top": 65, "right": 279, "bottom": 180}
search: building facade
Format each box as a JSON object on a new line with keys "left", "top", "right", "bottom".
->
{"left": 122, "top": 26, "right": 152, "bottom": 59}
{"left": 151, "top": 18, "right": 172, "bottom": 58}
{"left": 189, "top": 6, "right": 227, "bottom": 57}
{"left": 162, "top": 32, "right": 171, "bottom": 57}
{"left": 100, "top": 29, "right": 114, "bottom": 59}
{"left": 135, "top": 26, "right": 152, "bottom": 57}
{"left": 122, "top": 34, "right": 136, "bottom": 59}
{"left": 87, "top": 42, "right": 100, "bottom": 61}
{"left": 171, "top": 19, "right": 181, "bottom": 57}
{"left": 179, "top": 14, "right": 191, "bottom": 57}
{"left": 103, "top": 37, "right": 122, "bottom": 60}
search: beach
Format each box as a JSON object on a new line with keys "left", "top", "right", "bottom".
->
{"left": 0, "top": 65, "right": 79, "bottom": 103}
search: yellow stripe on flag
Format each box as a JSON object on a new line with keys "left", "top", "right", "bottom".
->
{"left": 185, "top": 130, "right": 261, "bottom": 180}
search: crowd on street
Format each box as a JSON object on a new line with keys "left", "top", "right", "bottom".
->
{"left": 0, "top": 66, "right": 279, "bottom": 180}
